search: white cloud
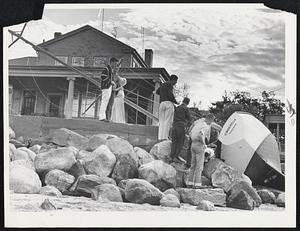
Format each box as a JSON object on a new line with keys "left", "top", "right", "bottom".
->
{"left": 6, "top": 5, "right": 285, "bottom": 108}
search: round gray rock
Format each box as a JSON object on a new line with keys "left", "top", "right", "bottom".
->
{"left": 40, "top": 185, "right": 62, "bottom": 197}
{"left": 34, "top": 147, "right": 76, "bottom": 173}
{"left": 125, "top": 179, "right": 164, "bottom": 205}
{"left": 134, "top": 147, "right": 154, "bottom": 167}
{"left": 196, "top": 200, "right": 215, "bottom": 211}
{"left": 149, "top": 140, "right": 172, "bottom": 163}
{"left": 163, "top": 188, "right": 180, "bottom": 201}
{"left": 257, "top": 189, "right": 276, "bottom": 204}
{"left": 138, "top": 160, "right": 176, "bottom": 191}
{"left": 44, "top": 169, "right": 75, "bottom": 193}
{"left": 91, "top": 183, "right": 123, "bottom": 202}
{"left": 83, "top": 145, "right": 116, "bottom": 177}
{"left": 9, "top": 165, "right": 41, "bottom": 194}
{"left": 276, "top": 193, "right": 285, "bottom": 207}
{"left": 160, "top": 194, "right": 180, "bottom": 208}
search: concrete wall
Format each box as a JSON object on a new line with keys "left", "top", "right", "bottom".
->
{"left": 9, "top": 115, "right": 159, "bottom": 149}
{"left": 38, "top": 29, "right": 132, "bottom": 67}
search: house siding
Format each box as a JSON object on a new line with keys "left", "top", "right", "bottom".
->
{"left": 38, "top": 29, "right": 132, "bottom": 67}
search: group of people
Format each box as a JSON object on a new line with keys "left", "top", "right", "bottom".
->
{"left": 156, "top": 75, "right": 222, "bottom": 189}
{"left": 99, "top": 57, "right": 222, "bottom": 188}
{"left": 98, "top": 57, "right": 127, "bottom": 123}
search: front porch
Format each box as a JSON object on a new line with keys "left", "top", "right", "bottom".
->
{"left": 9, "top": 65, "right": 165, "bottom": 125}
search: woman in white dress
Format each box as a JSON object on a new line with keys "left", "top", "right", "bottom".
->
{"left": 111, "top": 75, "right": 127, "bottom": 123}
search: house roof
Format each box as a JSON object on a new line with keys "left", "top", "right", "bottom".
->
{"left": 9, "top": 56, "right": 38, "bottom": 66}
{"left": 8, "top": 65, "right": 170, "bottom": 82}
{"left": 37, "top": 25, "right": 148, "bottom": 68}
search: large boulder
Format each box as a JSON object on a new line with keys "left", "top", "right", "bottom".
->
{"left": 17, "top": 147, "right": 36, "bottom": 162}
{"left": 39, "top": 143, "right": 59, "bottom": 153}
{"left": 160, "top": 194, "right": 180, "bottom": 208}
{"left": 134, "top": 147, "right": 154, "bottom": 167}
{"left": 9, "top": 143, "right": 17, "bottom": 161}
{"left": 196, "top": 200, "right": 216, "bottom": 211}
{"left": 68, "top": 160, "right": 86, "bottom": 179}
{"left": 91, "top": 184, "right": 123, "bottom": 202}
{"left": 118, "top": 179, "right": 130, "bottom": 190}
{"left": 11, "top": 148, "right": 32, "bottom": 162}
{"left": 9, "top": 126, "right": 15, "bottom": 139}
{"left": 125, "top": 179, "right": 164, "bottom": 205}
{"left": 52, "top": 128, "right": 88, "bottom": 149}
{"left": 204, "top": 158, "right": 251, "bottom": 193}
{"left": 112, "top": 152, "right": 138, "bottom": 183}
{"left": 68, "top": 159, "right": 86, "bottom": 178}
{"left": 9, "top": 139, "right": 26, "bottom": 148}
{"left": 163, "top": 188, "right": 180, "bottom": 201}
{"left": 176, "top": 188, "right": 226, "bottom": 206}
{"left": 83, "top": 145, "right": 116, "bottom": 177}
{"left": 106, "top": 137, "right": 136, "bottom": 159}
{"left": 29, "top": 144, "right": 41, "bottom": 155}
{"left": 138, "top": 160, "right": 176, "bottom": 191}
{"left": 257, "top": 189, "right": 276, "bottom": 204}
{"left": 149, "top": 140, "right": 172, "bottom": 163}
{"left": 227, "top": 190, "right": 255, "bottom": 210}
{"left": 10, "top": 159, "right": 35, "bottom": 171}
{"left": 83, "top": 134, "right": 117, "bottom": 152}
{"left": 228, "top": 181, "right": 262, "bottom": 207}
{"left": 39, "top": 185, "right": 62, "bottom": 197}
{"left": 276, "top": 193, "right": 285, "bottom": 207}
{"left": 69, "top": 175, "right": 116, "bottom": 196}
{"left": 77, "top": 150, "right": 92, "bottom": 160}
{"left": 44, "top": 169, "right": 75, "bottom": 193}
{"left": 9, "top": 165, "right": 41, "bottom": 194}
{"left": 34, "top": 147, "right": 76, "bottom": 173}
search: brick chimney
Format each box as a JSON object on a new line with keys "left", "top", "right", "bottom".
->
{"left": 54, "top": 32, "right": 62, "bottom": 38}
{"left": 144, "top": 49, "right": 153, "bottom": 67}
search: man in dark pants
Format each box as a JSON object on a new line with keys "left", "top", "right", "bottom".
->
{"left": 170, "top": 97, "right": 192, "bottom": 163}
{"left": 99, "top": 57, "right": 118, "bottom": 122}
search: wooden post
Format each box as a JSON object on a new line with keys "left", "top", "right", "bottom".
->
{"left": 77, "top": 91, "right": 82, "bottom": 118}
{"left": 94, "top": 93, "right": 99, "bottom": 118}
{"left": 66, "top": 77, "right": 75, "bottom": 119}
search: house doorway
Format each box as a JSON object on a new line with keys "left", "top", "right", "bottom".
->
{"left": 21, "top": 90, "right": 36, "bottom": 115}
{"left": 48, "top": 94, "right": 63, "bottom": 117}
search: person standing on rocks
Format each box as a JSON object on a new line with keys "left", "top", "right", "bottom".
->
{"left": 99, "top": 57, "right": 119, "bottom": 122}
{"left": 170, "top": 97, "right": 192, "bottom": 164}
{"left": 186, "top": 113, "right": 217, "bottom": 189}
{"left": 156, "top": 74, "right": 179, "bottom": 140}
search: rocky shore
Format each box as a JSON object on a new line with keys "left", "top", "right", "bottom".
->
{"left": 8, "top": 127, "right": 285, "bottom": 212}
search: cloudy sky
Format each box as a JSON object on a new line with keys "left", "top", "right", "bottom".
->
{"left": 7, "top": 4, "right": 286, "bottom": 109}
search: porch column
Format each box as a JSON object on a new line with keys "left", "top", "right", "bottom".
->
{"left": 65, "top": 77, "right": 75, "bottom": 119}
{"left": 152, "top": 80, "right": 161, "bottom": 125}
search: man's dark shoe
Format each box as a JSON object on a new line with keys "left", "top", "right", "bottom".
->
{"left": 100, "top": 119, "right": 109, "bottom": 122}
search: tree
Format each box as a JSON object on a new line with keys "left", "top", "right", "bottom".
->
{"left": 209, "top": 90, "right": 285, "bottom": 125}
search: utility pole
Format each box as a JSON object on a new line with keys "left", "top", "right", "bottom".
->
{"left": 101, "top": 9, "right": 104, "bottom": 31}
{"left": 142, "top": 27, "right": 145, "bottom": 57}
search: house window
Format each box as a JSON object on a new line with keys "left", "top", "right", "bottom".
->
{"left": 72, "top": 57, "right": 85, "bottom": 67}
{"left": 94, "top": 56, "right": 107, "bottom": 67}
{"left": 55, "top": 56, "right": 68, "bottom": 66}
{"left": 21, "top": 90, "right": 36, "bottom": 115}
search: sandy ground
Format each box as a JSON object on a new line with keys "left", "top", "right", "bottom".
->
{"left": 9, "top": 193, "right": 284, "bottom": 212}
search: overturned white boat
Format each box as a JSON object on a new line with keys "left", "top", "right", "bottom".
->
{"left": 218, "top": 111, "right": 284, "bottom": 190}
